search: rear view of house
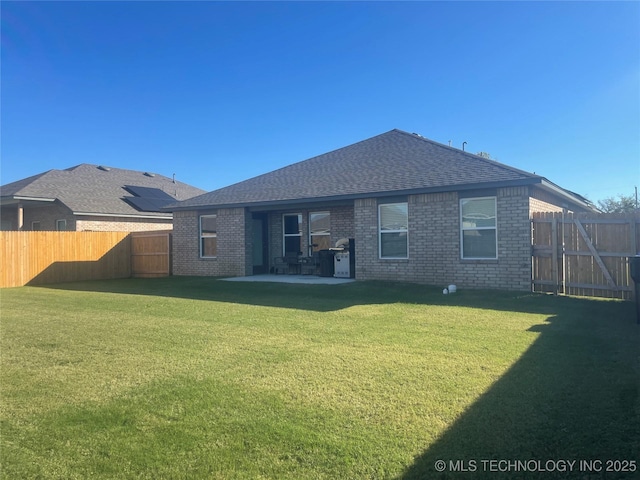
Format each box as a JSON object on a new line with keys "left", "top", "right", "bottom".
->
{"left": 166, "top": 129, "right": 595, "bottom": 291}
{"left": 1, "top": 164, "right": 205, "bottom": 232}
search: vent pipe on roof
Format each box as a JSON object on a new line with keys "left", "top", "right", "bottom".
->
{"left": 172, "top": 173, "right": 176, "bottom": 183}
{"left": 462, "top": 141, "right": 467, "bottom": 152}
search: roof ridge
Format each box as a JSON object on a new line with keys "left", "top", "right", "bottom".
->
{"left": 393, "top": 129, "right": 539, "bottom": 180}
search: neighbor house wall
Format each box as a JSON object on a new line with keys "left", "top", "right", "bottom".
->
{"left": 172, "top": 208, "right": 248, "bottom": 277}
{"left": 1, "top": 203, "right": 173, "bottom": 232}
{"left": 76, "top": 217, "right": 172, "bottom": 232}
{"left": 2, "top": 202, "right": 76, "bottom": 231}
{"left": 529, "top": 187, "right": 567, "bottom": 216}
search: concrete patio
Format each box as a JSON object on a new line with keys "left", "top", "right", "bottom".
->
{"left": 221, "top": 274, "right": 355, "bottom": 285}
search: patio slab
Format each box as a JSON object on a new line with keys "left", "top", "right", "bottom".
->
{"left": 221, "top": 274, "right": 355, "bottom": 285}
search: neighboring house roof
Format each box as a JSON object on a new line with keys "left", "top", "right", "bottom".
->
{"left": 168, "top": 129, "right": 593, "bottom": 211}
{"left": 1, "top": 164, "right": 206, "bottom": 218}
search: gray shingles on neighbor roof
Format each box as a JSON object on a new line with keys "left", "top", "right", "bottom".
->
{"left": 1, "top": 164, "right": 206, "bottom": 217}
{"left": 169, "top": 129, "right": 545, "bottom": 210}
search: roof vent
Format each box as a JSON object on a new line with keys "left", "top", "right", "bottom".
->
{"left": 143, "top": 172, "right": 155, "bottom": 177}
{"left": 97, "top": 165, "right": 111, "bottom": 171}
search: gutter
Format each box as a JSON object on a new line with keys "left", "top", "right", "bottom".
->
{"left": 72, "top": 211, "right": 172, "bottom": 220}
{"left": 537, "top": 179, "right": 599, "bottom": 212}
{"left": 0, "top": 195, "right": 57, "bottom": 205}
{"left": 163, "top": 178, "right": 546, "bottom": 212}
{"left": 163, "top": 177, "right": 594, "bottom": 213}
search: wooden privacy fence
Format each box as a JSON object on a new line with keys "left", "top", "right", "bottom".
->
{"left": 130, "top": 230, "right": 172, "bottom": 278}
{"left": 532, "top": 212, "right": 640, "bottom": 299}
{"left": 0, "top": 231, "right": 172, "bottom": 288}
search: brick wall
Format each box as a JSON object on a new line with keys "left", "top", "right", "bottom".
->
{"left": 354, "top": 198, "right": 379, "bottom": 278}
{"left": 175, "top": 206, "right": 353, "bottom": 277}
{"left": 76, "top": 217, "right": 172, "bottom": 232}
{"left": 171, "top": 185, "right": 577, "bottom": 291}
{"left": 2, "top": 203, "right": 76, "bottom": 231}
{"left": 529, "top": 187, "right": 566, "bottom": 215}
{"left": 1, "top": 203, "right": 172, "bottom": 232}
{"left": 172, "top": 208, "right": 248, "bottom": 277}
{"left": 354, "top": 188, "right": 534, "bottom": 290}
{"left": 268, "top": 206, "right": 355, "bottom": 262}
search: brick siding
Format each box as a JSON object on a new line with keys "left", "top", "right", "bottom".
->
{"left": 76, "top": 217, "right": 172, "bottom": 232}
{"left": 1, "top": 204, "right": 172, "bottom": 232}
{"left": 267, "top": 206, "right": 355, "bottom": 262}
{"left": 529, "top": 187, "right": 568, "bottom": 215}
{"left": 354, "top": 187, "right": 533, "bottom": 290}
{"left": 172, "top": 185, "right": 576, "bottom": 291}
{"left": 172, "top": 208, "right": 248, "bottom": 277}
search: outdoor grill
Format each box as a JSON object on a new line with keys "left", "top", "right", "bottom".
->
{"left": 331, "top": 238, "right": 354, "bottom": 279}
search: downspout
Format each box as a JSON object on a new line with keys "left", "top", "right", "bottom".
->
{"left": 17, "top": 203, "right": 24, "bottom": 230}
{"left": 561, "top": 206, "right": 567, "bottom": 294}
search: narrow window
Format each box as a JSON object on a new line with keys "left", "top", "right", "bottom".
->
{"left": 460, "top": 197, "right": 497, "bottom": 259}
{"left": 56, "top": 219, "right": 67, "bottom": 231}
{"left": 200, "top": 214, "right": 217, "bottom": 258}
{"left": 379, "top": 203, "right": 408, "bottom": 259}
{"left": 309, "top": 212, "right": 330, "bottom": 252}
{"left": 32, "top": 221, "right": 41, "bottom": 231}
{"left": 283, "top": 213, "right": 302, "bottom": 255}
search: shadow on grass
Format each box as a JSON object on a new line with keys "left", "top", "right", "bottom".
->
{"left": 401, "top": 298, "right": 640, "bottom": 480}
{"left": 32, "top": 275, "right": 635, "bottom": 317}
{"left": 26, "top": 277, "right": 640, "bottom": 478}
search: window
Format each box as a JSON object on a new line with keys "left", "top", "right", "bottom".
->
{"left": 379, "top": 202, "right": 408, "bottom": 258}
{"left": 56, "top": 219, "right": 67, "bottom": 231}
{"left": 309, "top": 212, "right": 330, "bottom": 252}
{"left": 31, "top": 221, "right": 41, "bottom": 231}
{"left": 460, "top": 197, "right": 497, "bottom": 259}
{"left": 200, "top": 215, "right": 217, "bottom": 258}
{"left": 283, "top": 214, "right": 302, "bottom": 255}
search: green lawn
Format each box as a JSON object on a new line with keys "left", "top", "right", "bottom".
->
{"left": 1, "top": 278, "right": 638, "bottom": 479}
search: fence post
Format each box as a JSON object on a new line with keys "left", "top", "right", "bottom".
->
{"left": 551, "top": 216, "right": 558, "bottom": 296}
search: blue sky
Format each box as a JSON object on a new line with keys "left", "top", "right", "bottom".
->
{"left": 2, "top": 1, "right": 639, "bottom": 204}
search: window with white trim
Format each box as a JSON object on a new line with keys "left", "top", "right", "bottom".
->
{"left": 379, "top": 202, "right": 408, "bottom": 259}
{"left": 200, "top": 214, "right": 217, "bottom": 258}
{"left": 460, "top": 197, "right": 497, "bottom": 259}
{"left": 309, "top": 212, "right": 330, "bottom": 252}
{"left": 283, "top": 213, "right": 302, "bottom": 255}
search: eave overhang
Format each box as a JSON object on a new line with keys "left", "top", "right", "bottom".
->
{"left": 164, "top": 176, "right": 596, "bottom": 214}
{"left": 0, "top": 195, "right": 57, "bottom": 206}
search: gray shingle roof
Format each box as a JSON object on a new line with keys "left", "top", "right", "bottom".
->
{"left": 170, "top": 129, "right": 543, "bottom": 210}
{"left": 1, "top": 164, "right": 206, "bottom": 217}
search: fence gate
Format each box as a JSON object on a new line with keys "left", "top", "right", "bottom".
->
{"left": 130, "top": 230, "right": 172, "bottom": 278}
{"left": 531, "top": 212, "right": 639, "bottom": 299}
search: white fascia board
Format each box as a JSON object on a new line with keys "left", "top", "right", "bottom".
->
{"left": 12, "top": 196, "right": 57, "bottom": 202}
{"left": 72, "top": 211, "right": 172, "bottom": 219}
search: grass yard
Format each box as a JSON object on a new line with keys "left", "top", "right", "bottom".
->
{"left": 1, "top": 278, "right": 638, "bottom": 479}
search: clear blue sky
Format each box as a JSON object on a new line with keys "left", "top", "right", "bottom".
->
{"left": 2, "top": 1, "right": 639, "bottom": 204}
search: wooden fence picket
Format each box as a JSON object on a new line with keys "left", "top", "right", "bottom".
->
{"left": 531, "top": 212, "right": 639, "bottom": 299}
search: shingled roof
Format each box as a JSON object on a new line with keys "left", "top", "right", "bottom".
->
{"left": 1, "top": 164, "right": 206, "bottom": 217}
{"left": 169, "top": 129, "right": 587, "bottom": 210}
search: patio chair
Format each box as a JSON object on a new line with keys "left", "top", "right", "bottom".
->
{"left": 300, "top": 252, "right": 320, "bottom": 275}
{"left": 283, "top": 252, "right": 302, "bottom": 274}
{"left": 272, "top": 257, "right": 288, "bottom": 275}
